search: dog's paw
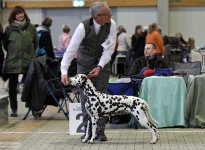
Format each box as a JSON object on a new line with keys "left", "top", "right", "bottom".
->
{"left": 82, "top": 139, "right": 87, "bottom": 143}
{"left": 150, "top": 137, "right": 158, "bottom": 144}
{"left": 87, "top": 139, "right": 94, "bottom": 144}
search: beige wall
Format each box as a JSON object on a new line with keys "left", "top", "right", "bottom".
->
{"left": 1, "top": 5, "right": 205, "bottom": 48}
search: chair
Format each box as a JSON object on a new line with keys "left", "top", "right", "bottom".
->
{"left": 174, "top": 61, "right": 201, "bottom": 84}
{"left": 185, "top": 74, "right": 205, "bottom": 128}
{"left": 139, "top": 76, "right": 187, "bottom": 128}
{"left": 23, "top": 57, "right": 80, "bottom": 120}
{"left": 107, "top": 79, "right": 139, "bottom": 127}
{"left": 164, "top": 45, "right": 183, "bottom": 68}
{"left": 44, "top": 77, "right": 80, "bottom": 120}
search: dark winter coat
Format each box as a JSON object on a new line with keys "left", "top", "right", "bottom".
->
{"left": 3, "top": 20, "right": 38, "bottom": 73}
{"left": 21, "top": 55, "right": 47, "bottom": 111}
{"left": 36, "top": 26, "right": 55, "bottom": 59}
{"left": 132, "top": 31, "right": 147, "bottom": 59}
{"left": 128, "top": 55, "right": 167, "bottom": 75}
{"left": 0, "top": 32, "right": 4, "bottom": 76}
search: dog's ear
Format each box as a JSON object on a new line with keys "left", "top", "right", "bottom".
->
{"left": 79, "top": 74, "right": 88, "bottom": 88}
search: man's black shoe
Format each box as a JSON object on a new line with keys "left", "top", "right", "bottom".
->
{"left": 96, "top": 134, "right": 107, "bottom": 141}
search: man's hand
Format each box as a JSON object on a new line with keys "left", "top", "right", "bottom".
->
{"left": 61, "top": 75, "right": 70, "bottom": 86}
{"left": 88, "top": 66, "right": 101, "bottom": 78}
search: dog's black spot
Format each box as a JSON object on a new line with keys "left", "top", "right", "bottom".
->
{"left": 95, "top": 102, "right": 99, "bottom": 107}
{"left": 97, "top": 106, "right": 102, "bottom": 113}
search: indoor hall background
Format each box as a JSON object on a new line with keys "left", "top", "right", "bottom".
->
{"left": 1, "top": 4, "right": 205, "bottom": 48}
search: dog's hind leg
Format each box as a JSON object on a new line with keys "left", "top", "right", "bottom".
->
{"left": 132, "top": 111, "right": 158, "bottom": 144}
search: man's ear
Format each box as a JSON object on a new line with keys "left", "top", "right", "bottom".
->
{"left": 94, "top": 15, "right": 100, "bottom": 21}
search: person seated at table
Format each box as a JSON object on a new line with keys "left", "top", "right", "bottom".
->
{"left": 129, "top": 42, "right": 167, "bottom": 75}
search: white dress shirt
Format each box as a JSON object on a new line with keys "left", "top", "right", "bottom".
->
{"left": 61, "top": 18, "right": 117, "bottom": 76}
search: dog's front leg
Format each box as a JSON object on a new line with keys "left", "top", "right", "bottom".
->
{"left": 87, "top": 117, "right": 98, "bottom": 144}
{"left": 82, "top": 119, "right": 91, "bottom": 143}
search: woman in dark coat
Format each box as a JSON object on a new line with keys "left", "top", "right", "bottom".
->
{"left": 132, "top": 26, "right": 148, "bottom": 59}
{"left": 0, "top": 23, "right": 4, "bottom": 77}
{"left": 3, "top": 6, "right": 38, "bottom": 117}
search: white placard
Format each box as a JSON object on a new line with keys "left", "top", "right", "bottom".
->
{"left": 101, "top": 37, "right": 115, "bottom": 49}
{"left": 69, "top": 103, "right": 84, "bottom": 135}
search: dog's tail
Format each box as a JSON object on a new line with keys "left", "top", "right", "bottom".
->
{"left": 145, "top": 102, "right": 160, "bottom": 125}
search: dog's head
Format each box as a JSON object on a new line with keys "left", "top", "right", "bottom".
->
{"left": 69, "top": 74, "right": 88, "bottom": 88}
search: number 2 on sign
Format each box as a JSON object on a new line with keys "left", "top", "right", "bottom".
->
{"left": 76, "top": 113, "right": 84, "bottom": 133}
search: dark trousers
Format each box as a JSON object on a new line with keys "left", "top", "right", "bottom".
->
{"left": 8, "top": 74, "right": 19, "bottom": 111}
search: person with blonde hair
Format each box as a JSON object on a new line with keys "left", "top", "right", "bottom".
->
{"left": 59, "top": 24, "right": 72, "bottom": 51}
{"left": 175, "top": 32, "right": 187, "bottom": 47}
{"left": 146, "top": 23, "right": 164, "bottom": 56}
{"left": 188, "top": 36, "right": 196, "bottom": 62}
{"left": 59, "top": 24, "right": 78, "bottom": 76}
{"left": 117, "top": 27, "right": 131, "bottom": 56}
{"left": 187, "top": 36, "right": 195, "bottom": 50}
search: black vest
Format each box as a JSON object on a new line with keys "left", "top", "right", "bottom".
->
{"left": 77, "top": 18, "right": 111, "bottom": 73}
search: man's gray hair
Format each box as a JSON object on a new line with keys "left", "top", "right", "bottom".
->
{"left": 89, "top": 1, "right": 107, "bottom": 18}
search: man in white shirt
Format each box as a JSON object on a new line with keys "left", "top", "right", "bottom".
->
{"left": 61, "top": 1, "right": 116, "bottom": 141}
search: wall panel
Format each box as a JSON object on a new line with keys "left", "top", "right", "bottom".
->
{"left": 169, "top": 6, "right": 205, "bottom": 47}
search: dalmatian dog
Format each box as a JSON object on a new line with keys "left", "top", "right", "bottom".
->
{"left": 69, "top": 74, "right": 159, "bottom": 144}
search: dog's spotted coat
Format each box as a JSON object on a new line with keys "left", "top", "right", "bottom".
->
{"left": 69, "top": 74, "right": 159, "bottom": 144}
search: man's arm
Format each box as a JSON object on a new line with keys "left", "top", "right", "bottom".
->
{"left": 60, "top": 23, "right": 85, "bottom": 76}
{"left": 97, "top": 19, "right": 117, "bottom": 69}
{"left": 61, "top": 23, "right": 85, "bottom": 85}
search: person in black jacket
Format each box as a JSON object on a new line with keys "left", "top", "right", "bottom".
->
{"left": 132, "top": 26, "right": 148, "bottom": 60}
{"left": 0, "top": 23, "right": 4, "bottom": 77}
{"left": 36, "top": 17, "right": 55, "bottom": 59}
{"left": 131, "top": 25, "right": 142, "bottom": 49}
{"left": 129, "top": 42, "right": 166, "bottom": 75}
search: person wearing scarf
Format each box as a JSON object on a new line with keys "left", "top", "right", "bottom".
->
{"left": 36, "top": 17, "right": 55, "bottom": 59}
{"left": 3, "top": 6, "right": 38, "bottom": 117}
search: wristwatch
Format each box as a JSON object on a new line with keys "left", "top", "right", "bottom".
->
{"left": 97, "top": 65, "right": 102, "bottom": 70}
